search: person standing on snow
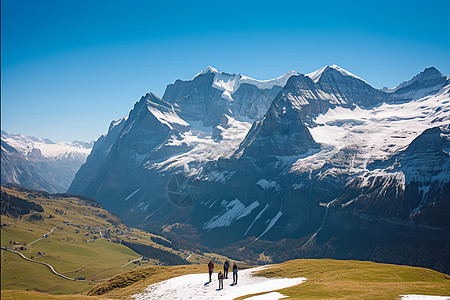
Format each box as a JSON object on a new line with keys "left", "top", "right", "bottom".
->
{"left": 218, "top": 270, "right": 224, "bottom": 289}
{"left": 232, "top": 262, "right": 238, "bottom": 285}
{"left": 208, "top": 260, "right": 214, "bottom": 282}
{"left": 223, "top": 260, "right": 230, "bottom": 279}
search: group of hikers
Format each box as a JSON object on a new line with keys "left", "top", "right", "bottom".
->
{"left": 208, "top": 259, "right": 238, "bottom": 289}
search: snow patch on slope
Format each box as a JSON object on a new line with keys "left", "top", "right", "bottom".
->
{"left": 307, "top": 83, "right": 450, "bottom": 169}
{"left": 245, "top": 204, "right": 269, "bottom": 235}
{"left": 256, "top": 179, "right": 280, "bottom": 191}
{"left": 147, "top": 106, "right": 189, "bottom": 129}
{"left": 257, "top": 211, "right": 283, "bottom": 239}
{"left": 246, "top": 292, "right": 289, "bottom": 300}
{"left": 204, "top": 171, "right": 235, "bottom": 183}
{"left": 147, "top": 116, "right": 252, "bottom": 173}
{"left": 204, "top": 199, "right": 260, "bottom": 230}
{"left": 400, "top": 296, "right": 450, "bottom": 300}
{"left": 125, "top": 188, "right": 141, "bottom": 202}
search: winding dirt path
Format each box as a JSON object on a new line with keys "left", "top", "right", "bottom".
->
{"left": 27, "top": 225, "right": 59, "bottom": 246}
{"left": 120, "top": 256, "right": 144, "bottom": 268}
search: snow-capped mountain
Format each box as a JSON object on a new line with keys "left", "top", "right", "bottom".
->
{"left": 1, "top": 131, "right": 93, "bottom": 193}
{"left": 69, "top": 67, "right": 296, "bottom": 207}
{"left": 163, "top": 66, "right": 296, "bottom": 125}
{"left": 68, "top": 66, "right": 450, "bottom": 273}
{"left": 306, "top": 64, "right": 366, "bottom": 83}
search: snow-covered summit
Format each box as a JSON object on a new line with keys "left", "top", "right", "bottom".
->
{"left": 2, "top": 131, "right": 93, "bottom": 193}
{"left": 194, "top": 66, "right": 299, "bottom": 96}
{"left": 194, "top": 66, "right": 221, "bottom": 77}
{"left": 306, "top": 65, "right": 366, "bottom": 83}
{"left": 240, "top": 70, "right": 299, "bottom": 90}
{"left": 211, "top": 69, "right": 297, "bottom": 101}
{"left": 1, "top": 131, "right": 92, "bottom": 159}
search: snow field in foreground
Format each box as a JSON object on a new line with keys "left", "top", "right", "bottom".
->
{"left": 132, "top": 266, "right": 306, "bottom": 300}
{"left": 401, "top": 296, "right": 450, "bottom": 300}
{"left": 245, "top": 291, "right": 290, "bottom": 299}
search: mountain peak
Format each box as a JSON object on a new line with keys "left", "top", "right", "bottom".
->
{"left": 418, "top": 66, "right": 442, "bottom": 79}
{"left": 382, "top": 66, "right": 444, "bottom": 93}
{"left": 306, "top": 65, "right": 365, "bottom": 83}
{"left": 108, "top": 116, "right": 128, "bottom": 133}
{"left": 195, "top": 66, "right": 221, "bottom": 77}
{"left": 190, "top": 67, "right": 299, "bottom": 95}
{"left": 145, "top": 92, "right": 161, "bottom": 100}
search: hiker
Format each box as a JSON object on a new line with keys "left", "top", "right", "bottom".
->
{"left": 218, "top": 270, "right": 224, "bottom": 289}
{"left": 208, "top": 260, "right": 214, "bottom": 282}
{"left": 223, "top": 260, "right": 229, "bottom": 279}
{"left": 232, "top": 262, "right": 238, "bottom": 284}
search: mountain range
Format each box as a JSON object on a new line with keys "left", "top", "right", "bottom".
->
{"left": 13, "top": 65, "right": 450, "bottom": 272}
{"left": 1, "top": 131, "right": 93, "bottom": 193}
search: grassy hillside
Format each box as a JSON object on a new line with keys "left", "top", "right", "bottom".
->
{"left": 86, "top": 259, "right": 450, "bottom": 300}
{"left": 1, "top": 290, "right": 102, "bottom": 300}
{"left": 2, "top": 186, "right": 449, "bottom": 299}
{"left": 248, "top": 259, "right": 450, "bottom": 299}
{"left": 2, "top": 259, "right": 450, "bottom": 299}
{"left": 0, "top": 186, "right": 234, "bottom": 296}
{"left": 87, "top": 264, "right": 207, "bottom": 299}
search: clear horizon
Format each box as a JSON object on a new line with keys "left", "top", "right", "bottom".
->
{"left": 2, "top": 0, "right": 450, "bottom": 142}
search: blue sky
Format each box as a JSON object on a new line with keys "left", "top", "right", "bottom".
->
{"left": 2, "top": 0, "right": 450, "bottom": 142}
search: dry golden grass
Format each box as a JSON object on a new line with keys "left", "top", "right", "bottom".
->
{"left": 88, "top": 259, "right": 450, "bottom": 300}
{"left": 1, "top": 289, "right": 103, "bottom": 300}
{"left": 4, "top": 259, "right": 450, "bottom": 299}
{"left": 244, "top": 259, "right": 450, "bottom": 299}
{"left": 88, "top": 264, "right": 207, "bottom": 299}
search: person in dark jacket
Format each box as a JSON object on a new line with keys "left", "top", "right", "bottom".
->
{"left": 232, "top": 262, "right": 238, "bottom": 284}
{"left": 208, "top": 260, "right": 214, "bottom": 282}
{"left": 223, "top": 260, "right": 230, "bottom": 279}
{"left": 218, "top": 270, "right": 224, "bottom": 289}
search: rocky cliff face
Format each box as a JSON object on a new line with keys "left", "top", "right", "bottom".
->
{"left": 68, "top": 65, "right": 450, "bottom": 273}
{"left": 162, "top": 67, "right": 294, "bottom": 125}
{"left": 68, "top": 117, "right": 127, "bottom": 194}
{"left": 68, "top": 67, "right": 295, "bottom": 217}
